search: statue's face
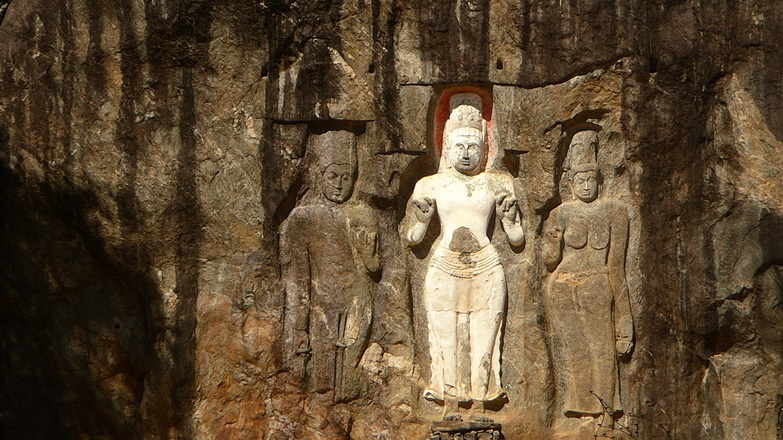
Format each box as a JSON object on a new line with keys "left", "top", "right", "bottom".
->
{"left": 448, "top": 133, "right": 484, "bottom": 175}
{"left": 571, "top": 171, "right": 599, "bottom": 203}
{"left": 321, "top": 163, "right": 354, "bottom": 203}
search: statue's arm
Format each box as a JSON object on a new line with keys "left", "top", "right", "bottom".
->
{"left": 609, "top": 203, "right": 634, "bottom": 358}
{"left": 359, "top": 223, "right": 381, "bottom": 275}
{"left": 280, "top": 213, "right": 311, "bottom": 357}
{"left": 347, "top": 206, "right": 381, "bottom": 276}
{"left": 405, "top": 180, "right": 435, "bottom": 246}
{"left": 496, "top": 179, "right": 525, "bottom": 247}
{"left": 543, "top": 207, "right": 563, "bottom": 271}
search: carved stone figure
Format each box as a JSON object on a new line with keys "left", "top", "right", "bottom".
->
{"left": 543, "top": 131, "right": 634, "bottom": 421}
{"left": 405, "top": 93, "right": 524, "bottom": 422}
{"left": 281, "top": 130, "right": 380, "bottom": 402}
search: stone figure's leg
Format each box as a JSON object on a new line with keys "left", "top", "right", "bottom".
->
{"left": 428, "top": 309, "right": 461, "bottom": 419}
{"left": 428, "top": 310, "right": 458, "bottom": 397}
{"left": 549, "top": 278, "right": 593, "bottom": 417}
{"left": 579, "top": 274, "right": 618, "bottom": 414}
{"left": 468, "top": 309, "right": 502, "bottom": 399}
{"left": 468, "top": 267, "right": 505, "bottom": 422}
{"left": 339, "top": 293, "right": 373, "bottom": 402}
{"left": 308, "top": 308, "right": 338, "bottom": 393}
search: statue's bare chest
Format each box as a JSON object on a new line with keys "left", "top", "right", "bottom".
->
{"left": 435, "top": 179, "right": 496, "bottom": 218}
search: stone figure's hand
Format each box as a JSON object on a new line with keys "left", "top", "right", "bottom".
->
{"left": 351, "top": 227, "right": 377, "bottom": 252}
{"left": 496, "top": 192, "right": 518, "bottom": 222}
{"left": 616, "top": 338, "right": 633, "bottom": 361}
{"left": 412, "top": 197, "right": 435, "bottom": 223}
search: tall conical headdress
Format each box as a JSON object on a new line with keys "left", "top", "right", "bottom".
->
{"left": 566, "top": 130, "right": 599, "bottom": 177}
{"left": 308, "top": 130, "right": 357, "bottom": 171}
{"left": 444, "top": 93, "right": 486, "bottom": 143}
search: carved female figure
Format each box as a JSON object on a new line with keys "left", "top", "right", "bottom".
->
{"left": 544, "top": 131, "right": 633, "bottom": 419}
{"left": 405, "top": 93, "right": 524, "bottom": 421}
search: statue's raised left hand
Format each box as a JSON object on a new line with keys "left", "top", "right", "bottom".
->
{"left": 412, "top": 197, "right": 436, "bottom": 223}
{"left": 496, "top": 192, "right": 518, "bottom": 222}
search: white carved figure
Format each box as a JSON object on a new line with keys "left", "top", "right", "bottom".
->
{"left": 405, "top": 93, "right": 524, "bottom": 422}
{"left": 543, "top": 131, "right": 634, "bottom": 425}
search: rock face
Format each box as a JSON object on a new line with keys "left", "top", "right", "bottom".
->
{"left": 0, "top": 1, "right": 782, "bottom": 439}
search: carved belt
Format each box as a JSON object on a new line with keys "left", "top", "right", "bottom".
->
{"left": 430, "top": 245, "right": 501, "bottom": 279}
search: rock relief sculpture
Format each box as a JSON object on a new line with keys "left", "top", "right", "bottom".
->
{"left": 280, "top": 130, "right": 380, "bottom": 402}
{"left": 405, "top": 92, "right": 524, "bottom": 422}
{"left": 543, "top": 130, "right": 634, "bottom": 423}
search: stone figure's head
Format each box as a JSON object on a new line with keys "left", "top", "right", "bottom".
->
{"left": 444, "top": 93, "right": 486, "bottom": 175}
{"left": 321, "top": 162, "right": 355, "bottom": 203}
{"left": 570, "top": 167, "right": 601, "bottom": 203}
{"left": 309, "top": 130, "right": 357, "bottom": 204}
{"left": 567, "top": 130, "right": 601, "bottom": 203}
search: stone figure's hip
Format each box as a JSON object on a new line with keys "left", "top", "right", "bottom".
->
{"left": 424, "top": 245, "right": 505, "bottom": 312}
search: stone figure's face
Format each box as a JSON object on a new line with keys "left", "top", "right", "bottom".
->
{"left": 322, "top": 163, "right": 355, "bottom": 203}
{"left": 448, "top": 133, "right": 484, "bottom": 175}
{"left": 572, "top": 171, "right": 599, "bottom": 203}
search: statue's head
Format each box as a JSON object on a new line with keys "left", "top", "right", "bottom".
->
{"left": 567, "top": 130, "right": 601, "bottom": 203}
{"left": 448, "top": 127, "right": 485, "bottom": 175}
{"left": 308, "top": 130, "right": 357, "bottom": 204}
{"left": 570, "top": 168, "right": 600, "bottom": 203}
{"left": 444, "top": 93, "right": 486, "bottom": 175}
{"left": 321, "top": 162, "right": 355, "bottom": 203}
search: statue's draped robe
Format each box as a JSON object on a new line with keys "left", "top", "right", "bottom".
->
{"left": 545, "top": 201, "right": 629, "bottom": 415}
{"left": 281, "top": 205, "right": 373, "bottom": 399}
{"left": 424, "top": 244, "right": 506, "bottom": 402}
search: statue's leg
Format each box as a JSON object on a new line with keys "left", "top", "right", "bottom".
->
{"left": 468, "top": 268, "right": 505, "bottom": 422}
{"left": 580, "top": 274, "right": 618, "bottom": 415}
{"left": 427, "top": 309, "right": 460, "bottom": 420}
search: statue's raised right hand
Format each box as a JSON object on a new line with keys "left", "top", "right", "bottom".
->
{"left": 412, "top": 197, "right": 435, "bottom": 222}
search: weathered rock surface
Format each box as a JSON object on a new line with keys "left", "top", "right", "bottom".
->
{"left": 0, "top": 1, "right": 782, "bottom": 439}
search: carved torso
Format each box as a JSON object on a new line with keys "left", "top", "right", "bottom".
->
{"left": 553, "top": 199, "right": 620, "bottom": 272}
{"left": 414, "top": 171, "right": 515, "bottom": 251}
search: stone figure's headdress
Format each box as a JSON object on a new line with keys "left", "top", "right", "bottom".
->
{"left": 309, "top": 130, "right": 357, "bottom": 172}
{"left": 440, "top": 93, "right": 487, "bottom": 171}
{"left": 566, "top": 130, "right": 599, "bottom": 178}
{"left": 444, "top": 93, "right": 486, "bottom": 143}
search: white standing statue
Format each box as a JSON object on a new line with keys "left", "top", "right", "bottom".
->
{"left": 405, "top": 93, "right": 524, "bottom": 422}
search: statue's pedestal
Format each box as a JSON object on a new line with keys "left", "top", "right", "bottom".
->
{"left": 429, "top": 421, "right": 503, "bottom": 440}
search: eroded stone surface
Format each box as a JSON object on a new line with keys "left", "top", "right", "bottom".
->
{"left": 1, "top": 1, "right": 782, "bottom": 439}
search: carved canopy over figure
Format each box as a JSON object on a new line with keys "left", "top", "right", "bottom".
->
{"left": 405, "top": 92, "right": 524, "bottom": 422}
{"left": 543, "top": 130, "right": 634, "bottom": 419}
{"left": 280, "top": 130, "right": 380, "bottom": 402}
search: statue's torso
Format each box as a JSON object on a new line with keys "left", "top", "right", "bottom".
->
{"left": 419, "top": 172, "right": 508, "bottom": 251}
{"left": 556, "top": 200, "right": 613, "bottom": 273}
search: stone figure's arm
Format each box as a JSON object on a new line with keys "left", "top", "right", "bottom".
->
{"left": 496, "top": 188, "right": 525, "bottom": 247}
{"left": 609, "top": 203, "right": 634, "bottom": 359}
{"left": 280, "top": 214, "right": 311, "bottom": 359}
{"left": 349, "top": 217, "right": 381, "bottom": 276}
{"left": 405, "top": 180, "right": 435, "bottom": 246}
{"left": 362, "top": 229, "right": 380, "bottom": 275}
{"left": 543, "top": 207, "right": 563, "bottom": 272}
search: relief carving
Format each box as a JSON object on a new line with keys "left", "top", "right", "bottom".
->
{"left": 280, "top": 130, "right": 380, "bottom": 402}
{"left": 543, "top": 131, "right": 634, "bottom": 424}
{"left": 405, "top": 93, "right": 524, "bottom": 422}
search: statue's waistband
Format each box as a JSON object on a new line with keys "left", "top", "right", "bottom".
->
{"left": 431, "top": 245, "right": 501, "bottom": 279}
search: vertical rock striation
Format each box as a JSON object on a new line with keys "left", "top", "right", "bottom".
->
{"left": 0, "top": 1, "right": 781, "bottom": 439}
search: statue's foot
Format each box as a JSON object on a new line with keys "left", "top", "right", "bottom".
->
{"left": 470, "top": 413, "right": 494, "bottom": 422}
{"left": 443, "top": 413, "right": 463, "bottom": 421}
